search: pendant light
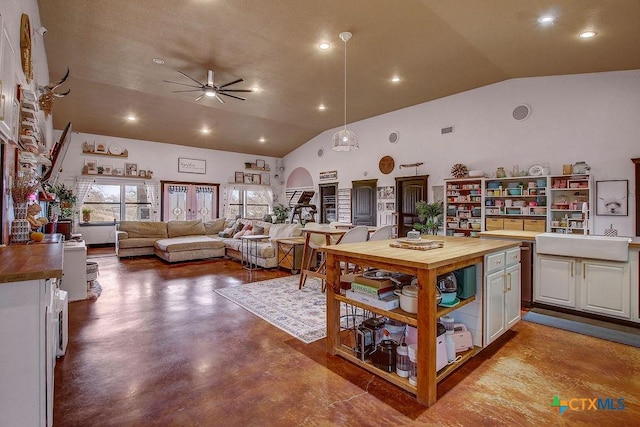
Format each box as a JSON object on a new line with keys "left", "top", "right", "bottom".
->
{"left": 332, "top": 31, "right": 359, "bottom": 151}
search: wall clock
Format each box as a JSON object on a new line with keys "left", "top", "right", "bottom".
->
{"left": 379, "top": 155, "right": 395, "bottom": 174}
{"left": 20, "top": 14, "right": 33, "bottom": 83}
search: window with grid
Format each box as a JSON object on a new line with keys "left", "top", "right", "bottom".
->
{"left": 81, "top": 183, "right": 152, "bottom": 222}
{"left": 227, "top": 187, "right": 271, "bottom": 219}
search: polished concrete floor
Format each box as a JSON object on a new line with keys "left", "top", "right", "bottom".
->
{"left": 54, "top": 248, "right": 640, "bottom": 426}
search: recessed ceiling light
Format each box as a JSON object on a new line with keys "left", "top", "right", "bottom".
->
{"left": 259, "top": 137, "right": 266, "bottom": 143}
{"left": 318, "top": 104, "right": 326, "bottom": 111}
{"left": 152, "top": 58, "right": 165, "bottom": 65}
{"left": 319, "top": 42, "right": 330, "bottom": 50}
{"left": 391, "top": 76, "right": 401, "bottom": 83}
{"left": 251, "top": 86, "right": 261, "bottom": 92}
{"left": 201, "top": 128, "right": 211, "bottom": 134}
{"left": 579, "top": 31, "right": 597, "bottom": 38}
{"left": 537, "top": 15, "right": 555, "bottom": 25}
{"left": 126, "top": 115, "right": 137, "bottom": 122}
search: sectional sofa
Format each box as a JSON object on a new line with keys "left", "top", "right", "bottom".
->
{"left": 116, "top": 218, "right": 303, "bottom": 267}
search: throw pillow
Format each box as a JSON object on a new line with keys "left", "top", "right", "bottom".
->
{"left": 204, "top": 218, "right": 226, "bottom": 235}
{"left": 218, "top": 231, "right": 231, "bottom": 238}
{"left": 253, "top": 226, "right": 265, "bottom": 235}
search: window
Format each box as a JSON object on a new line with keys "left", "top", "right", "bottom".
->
{"left": 81, "top": 183, "right": 152, "bottom": 222}
{"left": 227, "top": 187, "right": 271, "bottom": 219}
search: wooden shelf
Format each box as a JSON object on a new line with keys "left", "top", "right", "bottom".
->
{"left": 81, "top": 172, "right": 150, "bottom": 180}
{"left": 336, "top": 294, "right": 418, "bottom": 326}
{"left": 436, "top": 346, "right": 479, "bottom": 383}
{"left": 244, "top": 166, "right": 270, "bottom": 172}
{"left": 82, "top": 150, "right": 128, "bottom": 158}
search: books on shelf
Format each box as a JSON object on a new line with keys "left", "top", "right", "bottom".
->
{"left": 345, "top": 290, "right": 400, "bottom": 310}
{"left": 350, "top": 282, "right": 395, "bottom": 298}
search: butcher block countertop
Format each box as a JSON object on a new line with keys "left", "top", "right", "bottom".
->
{"left": 0, "top": 239, "right": 64, "bottom": 283}
{"left": 478, "top": 230, "right": 542, "bottom": 241}
{"left": 322, "top": 236, "right": 519, "bottom": 270}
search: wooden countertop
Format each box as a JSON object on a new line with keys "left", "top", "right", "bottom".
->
{"left": 630, "top": 237, "right": 640, "bottom": 249}
{"left": 322, "top": 236, "right": 519, "bottom": 270}
{"left": 478, "top": 230, "right": 542, "bottom": 241}
{"left": 0, "top": 240, "right": 64, "bottom": 283}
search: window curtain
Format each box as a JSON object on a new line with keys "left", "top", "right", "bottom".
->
{"left": 145, "top": 180, "right": 160, "bottom": 221}
{"left": 73, "top": 176, "right": 95, "bottom": 233}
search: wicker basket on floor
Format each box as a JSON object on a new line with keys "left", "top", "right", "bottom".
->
{"left": 86, "top": 262, "right": 99, "bottom": 281}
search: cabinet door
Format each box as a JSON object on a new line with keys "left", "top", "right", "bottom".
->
{"left": 505, "top": 263, "right": 521, "bottom": 329}
{"left": 485, "top": 269, "right": 506, "bottom": 345}
{"left": 581, "top": 260, "right": 630, "bottom": 318}
{"left": 534, "top": 255, "right": 576, "bottom": 308}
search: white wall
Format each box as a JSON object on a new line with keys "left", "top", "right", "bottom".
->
{"left": 283, "top": 70, "right": 640, "bottom": 237}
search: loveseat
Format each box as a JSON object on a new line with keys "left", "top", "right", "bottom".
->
{"left": 115, "top": 219, "right": 303, "bottom": 267}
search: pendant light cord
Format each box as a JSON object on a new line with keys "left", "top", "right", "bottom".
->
{"left": 343, "top": 37, "right": 347, "bottom": 132}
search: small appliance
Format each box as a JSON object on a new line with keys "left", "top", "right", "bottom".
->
{"left": 453, "top": 324, "right": 473, "bottom": 352}
{"left": 355, "top": 326, "right": 374, "bottom": 361}
{"left": 436, "top": 322, "right": 447, "bottom": 371}
{"left": 371, "top": 340, "right": 397, "bottom": 372}
{"left": 440, "top": 316, "right": 456, "bottom": 363}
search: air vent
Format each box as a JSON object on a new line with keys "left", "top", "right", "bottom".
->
{"left": 441, "top": 126, "right": 454, "bottom": 134}
{"left": 317, "top": 148, "right": 324, "bottom": 158}
{"left": 512, "top": 104, "right": 531, "bottom": 121}
{"left": 388, "top": 131, "right": 399, "bottom": 143}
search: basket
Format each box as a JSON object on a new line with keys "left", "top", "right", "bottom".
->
{"left": 604, "top": 224, "right": 618, "bottom": 237}
{"left": 86, "top": 262, "right": 99, "bottom": 281}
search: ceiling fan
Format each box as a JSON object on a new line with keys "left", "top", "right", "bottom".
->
{"left": 163, "top": 69, "right": 251, "bottom": 103}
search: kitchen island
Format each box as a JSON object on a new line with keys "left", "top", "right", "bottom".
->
{"left": 323, "top": 236, "right": 520, "bottom": 406}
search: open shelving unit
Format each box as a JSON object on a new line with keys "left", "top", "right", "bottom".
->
{"left": 548, "top": 174, "right": 591, "bottom": 234}
{"left": 444, "top": 178, "right": 484, "bottom": 237}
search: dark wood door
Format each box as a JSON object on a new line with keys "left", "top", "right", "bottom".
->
{"left": 395, "top": 175, "right": 429, "bottom": 238}
{"left": 351, "top": 179, "right": 377, "bottom": 226}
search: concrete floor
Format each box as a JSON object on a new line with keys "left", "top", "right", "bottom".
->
{"left": 53, "top": 249, "right": 640, "bottom": 426}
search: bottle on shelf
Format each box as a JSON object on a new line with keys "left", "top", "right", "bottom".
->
{"left": 408, "top": 344, "right": 418, "bottom": 386}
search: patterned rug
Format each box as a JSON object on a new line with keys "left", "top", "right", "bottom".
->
{"left": 214, "top": 276, "right": 359, "bottom": 344}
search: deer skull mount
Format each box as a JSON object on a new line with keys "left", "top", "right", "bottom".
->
{"left": 38, "top": 68, "right": 70, "bottom": 118}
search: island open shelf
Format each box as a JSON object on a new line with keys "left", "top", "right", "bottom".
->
{"left": 323, "top": 236, "right": 520, "bottom": 406}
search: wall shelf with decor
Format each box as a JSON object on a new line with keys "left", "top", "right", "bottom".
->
{"left": 244, "top": 159, "right": 270, "bottom": 171}
{"left": 548, "top": 175, "right": 591, "bottom": 234}
{"left": 82, "top": 141, "right": 128, "bottom": 157}
{"left": 81, "top": 150, "right": 128, "bottom": 158}
{"left": 81, "top": 172, "right": 152, "bottom": 180}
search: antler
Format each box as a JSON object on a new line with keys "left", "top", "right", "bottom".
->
{"left": 39, "top": 68, "right": 71, "bottom": 117}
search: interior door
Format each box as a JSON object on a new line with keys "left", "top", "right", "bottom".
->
{"left": 161, "top": 181, "right": 219, "bottom": 221}
{"left": 351, "top": 179, "right": 377, "bottom": 226}
{"left": 395, "top": 175, "right": 429, "bottom": 238}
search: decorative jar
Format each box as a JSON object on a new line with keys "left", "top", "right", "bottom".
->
{"left": 496, "top": 167, "right": 506, "bottom": 178}
{"left": 572, "top": 161, "right": 591, "bottom": 174}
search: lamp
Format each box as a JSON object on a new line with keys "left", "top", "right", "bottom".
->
{"left": 332, "top": 32, "right": 359, "bottom": 151}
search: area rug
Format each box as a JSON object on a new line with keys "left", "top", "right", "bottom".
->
{"left": 214, "top": 276, "right": 362, "bottom": 344}
{"left": 522, "top": 310, "right": 640, "bottom": 348}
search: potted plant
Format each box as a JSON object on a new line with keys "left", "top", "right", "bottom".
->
{"left": 272, "top": 203, "right": 291, "bottom": 223}
{"left": 413, "top": 200, "right": 443, "bottom": 235}
{"left": 82, "top": 208, "right": 92, "bottom": 222}
{"left": 44, "top": 183, "right": 77, "bottom": 219}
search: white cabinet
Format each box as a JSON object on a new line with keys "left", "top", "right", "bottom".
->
{"left": 0, "top": 278, "right": 56, "bottom": 427}
{"left": 581, "top": 259, "right": 630, "bottom": 318}
{"left": 534, "top": 254, "right": 577, "bottom": 308}
{"left": 484, "top": 248, "right": 521, "bottom": 345}
{"left": 535, "top": 254, "right": 632, "bottom": 320}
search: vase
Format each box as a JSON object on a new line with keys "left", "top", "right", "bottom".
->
{"left": 11, "top": 203, "right": 31, "bottom": 243}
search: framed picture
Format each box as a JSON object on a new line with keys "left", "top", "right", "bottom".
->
{"left": 139, "top": 207, "right": 151, "bottom": 220}
{"left": 103, "top": 165, "right": 112, "bottom": 175}
{"left": 82, "top": 141, "right": 95, "bottom": 153}
{"left": 244, "top": 173, "right": 253, "bottom": 184}
{"left": 178, "top": 157, "right": 206, "bottom": 174}
{"left": 253, "top": 173, "right": 261, "bottom": 184}
{"left": 113, "top": 167, "right": 124, "bottom": 176}
{"left": 85, "top": 159, "right": 98, "bottom": 174}
{"left": 125, "top": 162, "right": 138, "bottom": 176}
{"left": 596, "top": 180, "right": 628, "bottom": 216}
{"left": 138, "top": 169, "right": 146, "bottom": 177}
{"left": 260, "top": 172, "right": 270, "bottom": 185}
{"left": 95, "top": 142, "right": 107, "bottom": 154}
{"left": 235, "top": 171, "right": 244, "bottom": 183}
{"left": 256, "top": 159, "right": 265, "bottom": 169}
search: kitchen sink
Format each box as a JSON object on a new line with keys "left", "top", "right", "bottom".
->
{"left": 535, "top": 233, "right": 631, "bottom": 262}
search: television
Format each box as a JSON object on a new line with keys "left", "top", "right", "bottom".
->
{"left": 41, "top": 122, "right": 71, "bottom": 184}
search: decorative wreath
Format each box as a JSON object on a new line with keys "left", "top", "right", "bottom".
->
{"left": 451, "top": 163, "right": 469, "bottom": 178}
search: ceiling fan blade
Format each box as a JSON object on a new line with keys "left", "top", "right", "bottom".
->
{"left": 218, "top": 78, "right": 243, "bottom": 89}
{"left": 207, "top": 70, "right": 214, "bottom": 87}
{"left": 219, "top": 89, "right": 252, "bottom": 93}
{"left": 195, "top": 94, "right": 205, "bottom": 102}
{"left": 178, "top": 71, "right": 205, "bottom": 86}
{"left": 214, "top": 93, "right": 225, "bottom": 104}
{"left": 219, "top": 92, "right": 246, "bottom": 101}
{"left": 171, "top": 89, "right": 202, "bottom": 93}
{"left": 163, "top": 80, "right": 202, "bottom": 88}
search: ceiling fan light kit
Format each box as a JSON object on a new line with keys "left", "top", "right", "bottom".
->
{"left": 332, "top": 31, "right": 359, "bottom": 152}
{"left": 164, "top": 69, "right": 252, "bottom": 104}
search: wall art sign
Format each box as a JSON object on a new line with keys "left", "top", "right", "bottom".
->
{"left": 178, "top": 157, "right": 206, "bottom": 174}
{"left": 596, "top": 180, "right": 628, "bottom": 216}
{"left": 319, "top": 170, "right": 337, "bottom": 180}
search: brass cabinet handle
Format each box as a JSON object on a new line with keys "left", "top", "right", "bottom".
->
{"left": 570, "top": 261, "right": 574, "bottom": 277}
{"left": 507, "top": 272, "right": 512, "bottom": 291}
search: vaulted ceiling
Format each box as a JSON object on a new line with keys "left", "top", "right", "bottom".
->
{"left": 37, "top": 0, "right": 640, "bottom": 157}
